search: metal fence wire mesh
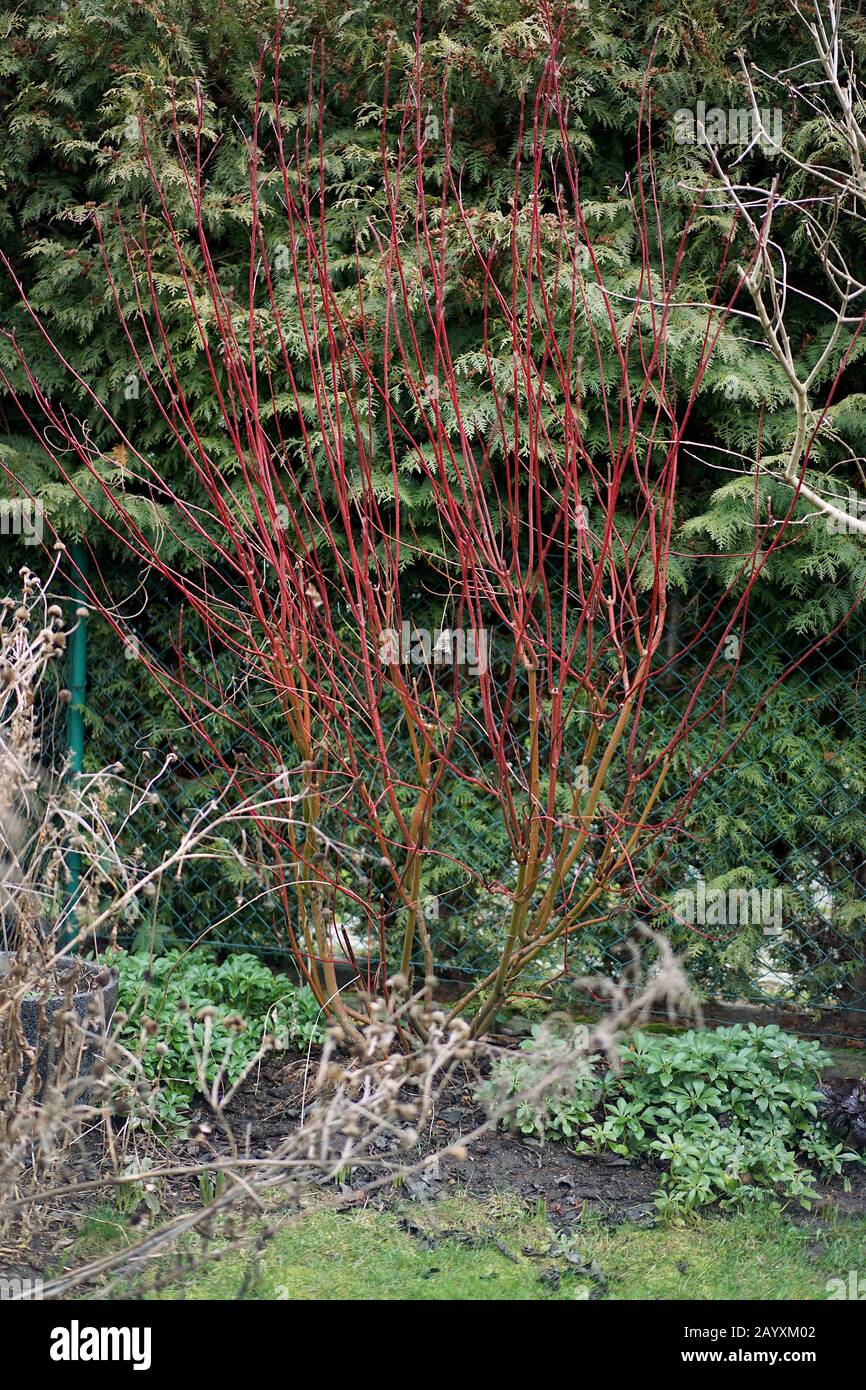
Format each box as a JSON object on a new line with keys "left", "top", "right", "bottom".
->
{"left": 77, "top": 565, "right": 866, "bottom": 1034}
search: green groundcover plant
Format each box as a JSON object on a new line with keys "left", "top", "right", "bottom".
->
{"left": 484, "top": 1023, "right": 862, "bottom": 1214}
{"left": 111, "top": 949, "right": 325, "bottom": 1130}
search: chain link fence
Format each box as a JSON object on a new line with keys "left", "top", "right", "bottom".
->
{"left": 77, "top": 564, "right": 866, "bottom": 1039}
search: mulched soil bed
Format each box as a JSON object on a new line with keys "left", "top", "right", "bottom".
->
{"left": 171, "top": 1050, "right": 866, "bottom": 1229}
{"left": 8, "top": 1046, "right": 866, "bottom": 1287}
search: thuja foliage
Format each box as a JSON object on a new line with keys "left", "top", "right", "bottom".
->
{"left": 2, "top": 0, "right": 865, "bottom": 572}
{"left": 484, "top": 1023, "right": 860, "bottom": 1212}
{"left": 2, "top": 1, "right": 866, "bottom": 1008}
{"left": 112, "top": 948, "right": 324, "bottom": 1129}
{"left": 1, "top": 0, "right": 865, "bottom": 655}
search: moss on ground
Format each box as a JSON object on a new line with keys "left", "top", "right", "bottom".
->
{"left": 72, "top": 1193, "right": 866, "bottom": 1301}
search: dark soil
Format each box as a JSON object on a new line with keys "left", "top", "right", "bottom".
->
{"left": 169, "top": 1054, "right": 661, "bottom": 1225}
{"left": 176, "top": 1051, "right": 866, "bottom": 1229}
{"left": 430, "top": 1128, "right": 662, "bottom": 1224}
{"left": 9, "top": 1046, "right": 866, "bottom": 1287}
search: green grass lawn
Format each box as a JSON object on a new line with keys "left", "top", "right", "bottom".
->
{"left": 75, "top": 1193, "right": 866, "bottom": 1301}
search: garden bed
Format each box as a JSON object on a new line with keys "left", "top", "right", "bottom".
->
{"left": 171, "top": 1048, "right": 866, "bottom": 1227}
{"left": 10, "top": 1034, "right": 866, "bottom": 1301}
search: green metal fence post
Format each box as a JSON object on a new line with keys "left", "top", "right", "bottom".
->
{"left": 64, "top": 542, "right": 88, "bottom": 950}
